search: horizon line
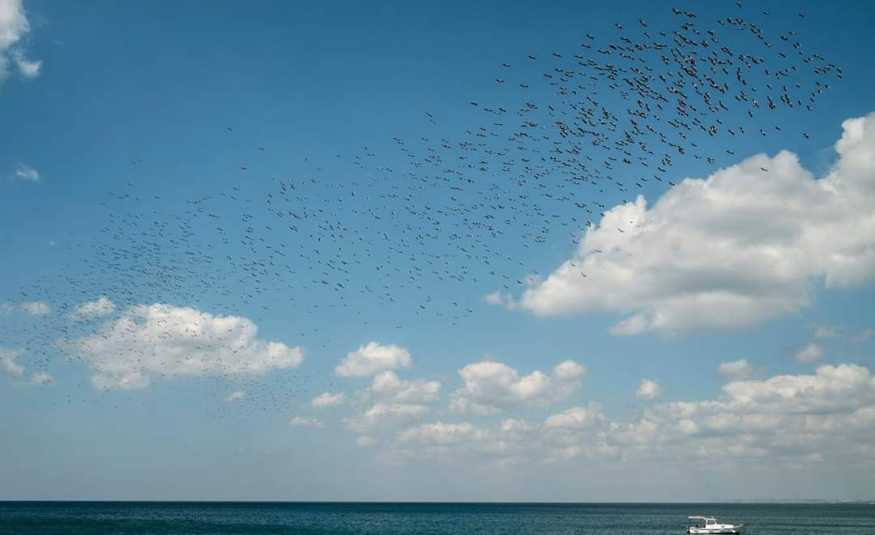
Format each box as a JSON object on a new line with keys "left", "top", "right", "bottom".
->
{"left": 2, "top": 499, "right": 873, "bottom": 504}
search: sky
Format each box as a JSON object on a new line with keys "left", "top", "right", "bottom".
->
{"left": 2, "top": 0, "right": 875, "bottom": 501}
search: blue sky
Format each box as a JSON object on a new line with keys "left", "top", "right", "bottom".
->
{"left": 2, "top": 0, "right": 875, "bottom": 501}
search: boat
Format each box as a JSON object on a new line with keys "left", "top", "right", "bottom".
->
{"left": 687, "top": 516, "right": 743, "bottom": 534}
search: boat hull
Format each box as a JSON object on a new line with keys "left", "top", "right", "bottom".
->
{"left": 688, "top": 528, "right": 742, "bottom": 534}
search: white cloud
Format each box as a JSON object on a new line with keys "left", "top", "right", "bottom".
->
{"left": 502, "top": 113, "right": 875, "bottom": 335}
{"left": 65, "top": 303, "right": 304, "bottom": 390}
{"left": 397, "top": 422, "right": 482, "bottom": 446}
{"left": 345, "top": 402, "right": 428, "bottom": 435}
{"left": 225, "top": 390, "right": 246, "bottom": 402}
{"left": 1, "top": 301, "right": 50, "bottom": 316}
{"left": 543, "top": 404, "right": 605, "bottom": 430}
{"left": 387, "top": 364, "right": 875, "bottom": 466}
{"left": 13, "top": 163, "right": 40, "bottom": 182}
{"left": 450, "top": 359, "right": 586, "bottom": 414}
{"left": 483, "top": 291, "right": 512, "bottom": 307}
{"left": 335, "top": 342, "right": 411, "bottom": 377}
{"left": 12, "top": 49, "right": 39, "bottom": 77}
{"left": 0, "top": 347, "right": 24, "bottom": 377}
{"left": 392, "top": 419, "right": 541, "bottom": 462}
{"left": 597, "top": 364, "right": 875, "bottom": 464}
{"left": 72, "top": 297, "right": 115, "bottom": 320}
{"left": 718, "top": 364, "right": 875, "bottom": 414}
{"left": 311, "top": 391, "right": 345, "bottom": 408}
{"left": 719, "top": 359, "right": 754, "bottom": 381}
{"left": 539, "top": 404, "right": 615, "bottom": 461}
{"left": 795, "top": 342, "right": 824, "bottom": 363}
{"left": 19, "top": 301, "right": 49, "bottom": 315}
{"left": 0, "top": 347, "right": 51, "bottom": 385}
{"left": 368, "top": 371, "right": 440, "bottom": 404}
{"left": 343, "top": 369, "right": 442, "bottom": 441}
{"left": 0, "top": 0, "right": 40, "bottom": 82}
{"left": 636, "top": 379, "right": 662, "bottom": 401}
{"left": 289, "top": 416, "right": 323, "bottom": 428}
{"left": 0, "top": 0, "right": 27, "bottom": 49}
{"left": 30, "top": 371, "right": 53, "bottom": 385}
{"left": 385, "top": 418, "right": 558, "bottom": 462}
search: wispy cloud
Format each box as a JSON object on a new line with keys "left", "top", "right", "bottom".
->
{"left": 12, "top": 163, "right": 40, "bottom": 183}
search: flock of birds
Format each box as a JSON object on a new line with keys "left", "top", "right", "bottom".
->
{"left": 4, "top": 4, "right": 843, "bottom": 412}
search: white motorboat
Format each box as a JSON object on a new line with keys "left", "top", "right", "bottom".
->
{"left": 687, "top": 516, "right": 743, "bottom": 534}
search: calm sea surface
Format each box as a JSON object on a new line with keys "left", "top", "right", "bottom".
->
{"left": 0, "top": 502, "right": 873, "bottom": 535}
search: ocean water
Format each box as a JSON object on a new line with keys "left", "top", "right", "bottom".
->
{"left": 0, "top": 502, "right": 873, "bottom": 535}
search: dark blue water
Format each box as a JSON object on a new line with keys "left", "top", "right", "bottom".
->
{"left": 1, "top": 502, "right": 873, "bottom": 535}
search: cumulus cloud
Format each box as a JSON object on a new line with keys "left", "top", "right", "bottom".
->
{"left": 636, "top": 379, "right": 662, "bottom": 401}
{"left": 64, "top": 303, "right": 304, "bottom": 390}
{"left": 450, "top": 359, "right": 586, "bottom": 414}
{"left": 368, "top": 371, "right": 441, "bottom": 404}
{"left": 501, "top": 113, "right": 875, "bottom": 335}
{"left": 72, "top": 296, "right": 115, "bottom": 320}
{"left": 345, "top": 402, "right": 428, "bottom": 435}
{"left": 0, "top": 0, "right": 27, "bottom": 48}
{"left": 311, "top": 391, "right": 345, "bottom": 408}
{"left": 795, "top": 342, "right": 824, "bottom": 363}
{"left": 0, "top": 347, "right": 24, "bottom": 377}
{"left": 539, "top": 404, "right": 614, "bottom": 461}
{"left": 335, "top": 342, "right": 412, "bottom": 377}
{"left": 389, "top": 364, "right": 875, "bottom": 467}
{"left": 579, "top": 363, "right": 875, "bottom": 464}
{"left": 543, "top": 404, "right": 605, "bottom": 430}
{"left": 720, "top": 364, "right": 875, "bottom": 414}
{"left": 718, "top": 359, "right": 755, "bottom": 381}
{"left": 608, "top": 364, "right": 875, "bottom": 463}
{"left": 392, "top": 413, "right": 600, "bottom": 463}
{"left": 393, "top": 419, "right": 541, "bottom": 462}
{"left": 344, "top": 369, "right": 442, "bottom": 440}
{"left": 0, "top": 0, "right": 41, "bottom": 81}
{"left": 289, "top": 416, "right": 323, "bottom": 428}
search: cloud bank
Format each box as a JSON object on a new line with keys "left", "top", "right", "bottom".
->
{"left": 391, "top": 363, "right": 875, "bottom": 468}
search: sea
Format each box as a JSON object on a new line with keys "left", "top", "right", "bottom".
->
{"left": 0, "top": 502, "right": 873, "bottom": 535}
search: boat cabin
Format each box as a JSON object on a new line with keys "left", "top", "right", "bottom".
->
{"left": 689, "top": 517, "right": 718, "bottom": 528}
